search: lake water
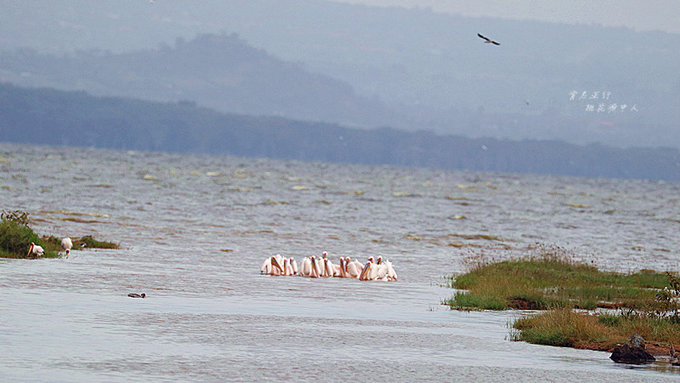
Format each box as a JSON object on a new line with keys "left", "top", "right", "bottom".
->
{"left": 1, "top": 143, "right": 679, "bottom": 382}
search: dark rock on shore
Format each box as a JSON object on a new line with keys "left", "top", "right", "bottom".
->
{"left": 610, "top": 333, "right": 656, "bottom": 364}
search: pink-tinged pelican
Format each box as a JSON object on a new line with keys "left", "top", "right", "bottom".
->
{"left": 359, "top": 257, "right": 377, "bottom": 281}
{"left": 27, "top": 242, "right": 44, "bottom": 258}
{"left": 289, "top": 257, "right": 299, "bottom": 275}
{"left": 260, "top": 254, "right": 285, "bottom": 275}
{"left": 359, "top": 256, "right": 398, "bottom": 281}
{"left": 313, "top": 256, "right": 324, "bottom": 278}
{"left": 299, "top": 257, "right": 312, "bottom": 276}
{"left": 270, "top": 255, "right": 285, "bottom": 276}
{"left": 375, "top": 259, "right": 398, "bottom": 281}
{"left": 384, "top": 260, "right": 398, "bottom": 281}
{"left": 345, "top": 258, "right": 362, "bottom": 278}
{"left": 283, "top": 258, "right": 298, "bottom": 276}
{"left": 260, "top": 257, "right": 273, "bottom": 274}
{"left": 332, "top": 261, "right": 342, "bottom": 277}
{"left": 337, "top": 257, "right": 348, "bottom": 278}
{"left": 61, "top": 237, "right": 73, "bottom": 256}
{"left": 321, "top": 251, "right": 336, "bottom": 277}
{"left": 300, "top": 256, "right": 321, "bottom": 278}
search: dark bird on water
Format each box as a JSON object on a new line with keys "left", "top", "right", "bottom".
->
{"left": 478, "top": 33, "right": 500, "bottom": 46}
{"left": 128, "top": 293, "right": 146, "bottom": 298}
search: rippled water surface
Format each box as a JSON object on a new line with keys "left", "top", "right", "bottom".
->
{"left": 1, "top": 143, "right": 679, "bottom": 382}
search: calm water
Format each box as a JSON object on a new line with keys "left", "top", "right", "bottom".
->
{"left": 1, "top": 143, "right": 679, "bottom": 382}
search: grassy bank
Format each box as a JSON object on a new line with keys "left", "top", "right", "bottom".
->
{"left": 446, "top": 246, "right": 680, "bottom": 354}
{"left": 42, "top": 234, "right": 119, "bottom": 250}
{"left": 446, "top": 249, "right": 668, "bottom": 311}
{"left": 512, "top": 309, "right": 680, "bottom": 352}
{"left": 0, "top": 209, "right": 119, "bottom": 258}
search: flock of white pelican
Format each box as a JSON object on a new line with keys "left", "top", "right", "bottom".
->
{"left": 260, "top": 252, "right": 397, "bottom": 281}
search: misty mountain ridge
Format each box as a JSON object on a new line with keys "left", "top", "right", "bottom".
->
{"left": 0, "top": 0, "right": 678, "bottom": 148}
{"left": 1, "top": 82, "right": 678, "bottom": 182}
{"left": 0, "top": 33, "right": 400, "bottom": 129}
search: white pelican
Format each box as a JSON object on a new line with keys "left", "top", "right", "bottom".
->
{"left": 290, "top": 257, "right": 299, "bottom": 275}
{"left": 27, "top": 242, "right": 44, "bottom": 258}
{"left": 337, "top": 257, "right": 348, "bottom": 278}
{"left": 299, "top": 257, "right": 312, "bottom": 276}
{"left": 260, "top": 255, "right": 285, "bottom": 275}
{"left": 332, "top": 261, "right": 343, "bottom": 276}
{"left": 314, "top": 256, "right": 325, "bottom": 277}
{"left": 61, "top": 237, "right": 73, "bottom": 256}
{"left": 300, "top": 256, "right": 320, "bottom": 278}
{"left": 359, "top": 256, "right": 398, "bottom": 281}
{"left": 321, "top": 251, "right": 337, "bottom": 277}
{"left": 384, "top": 260, "right": 398, "bottom": 281}
{"left": 260, "top": 257, "right": 272, "bottom": 274}
{"left": 270, "top": 256, "right": 285, "bottom": 276}
{"left": 283, "top": 258, "right": 297, "bottom": 276}
{"left": 345, "top": 258, "right": 362, "bottom": 278}
{"left": 375, "top": 259, "right": 398, "bottom": 281}
{"left": 359, "top": 257, "right": 377, "bottom": 281}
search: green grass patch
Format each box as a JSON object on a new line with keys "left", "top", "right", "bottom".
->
{"left": 448, "top": 246, "right": 680, "bottom": 353}
{"left": 446, "top": 247, "right": 669, "bottom": 311}
{"left": 73, "top": 235, "right": 119, "bottom": 249}
{"left": 42, "top": 235, "right": 119, "bottom": 251}
{"left": 0, "top": 210, "right": 119, "bottom": 258}
{"left": 0, "top": 213, "right": 59, "bottom": 258}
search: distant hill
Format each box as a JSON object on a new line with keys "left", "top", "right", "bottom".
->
{"left": 0, "top": 33, "right": 401, "bottom": 129}
{"left": 0, "top": 1, "right": 678, "bottom": 149}
{"left": 1, "top": 83, "right": 678, "bottom": 181}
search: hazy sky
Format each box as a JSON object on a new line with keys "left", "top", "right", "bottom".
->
{"left": 329, "top": 0, "right": 680, "bottom": 34}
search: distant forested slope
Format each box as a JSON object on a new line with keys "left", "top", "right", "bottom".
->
{"left": 0, "top": 34, "right": 400, "bottom": 130}
{"left": 0, "top": 83, "right": 678, "bottom": 181}
{"left": 1, "top": 2, "right": 678, "bottom": 148}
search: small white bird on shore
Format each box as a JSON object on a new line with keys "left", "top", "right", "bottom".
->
{"left": 61, "top": 237, "right": 73, "bottom": 257}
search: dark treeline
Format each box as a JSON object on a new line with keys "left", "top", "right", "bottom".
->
{"left": 1, "top": 83, "right": 678, "bottom": 181}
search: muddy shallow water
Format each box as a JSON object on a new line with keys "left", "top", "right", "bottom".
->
{"left": 1, "top": 143, "right": 679, "bottom": 382}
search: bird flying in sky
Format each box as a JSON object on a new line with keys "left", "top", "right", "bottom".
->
{"left": 478, "top": 33, "right": 500, "bottom": 45}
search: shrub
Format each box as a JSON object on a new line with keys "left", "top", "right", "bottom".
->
{"left": 0, "top": 209, "right": 60, "bottom": 258}
{"left": 0, "top": 217, "right": 42, "bottom": 256}
{"left": 0, "top": 210, "right": 56, "bottom": 258}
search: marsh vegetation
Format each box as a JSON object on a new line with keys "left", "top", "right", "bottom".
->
{"left": 446, "top": 245, "right": 680, "bottom": 354}
{"left": 0, "top": 209, "right": 119, "bottom": 258}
